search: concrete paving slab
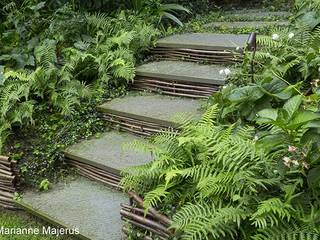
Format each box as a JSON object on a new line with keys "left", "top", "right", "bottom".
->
{"left": 136, "top": 61, "right": 227, "bottom": 85}
{"left": 64, "top": 131, "right": 152, "bottom": 175}
{"left": 157, "top": 33, "right": 250, "bottom": 51}
{"left": 98, "top": 92, "right": 205, "bottom": 127}
{"left": 17, "top": 177, "right": 128, "bottom": 240}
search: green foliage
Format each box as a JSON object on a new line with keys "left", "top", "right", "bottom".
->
{"left": 119, "top": 2, "right": 320, "bottom": 240}
{"left": 294, "top": 0, "right": 320, "bottom": 30}
{"left": 122, "top": 105, "right": 320, "bottom": 239}
{"left": 39, "top": 179, "right": 50, "bottom": 191}
{"left": 0, "top": 1, "right": 160, "bottom": 153}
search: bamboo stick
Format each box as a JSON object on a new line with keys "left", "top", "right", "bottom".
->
{"left": 0, "top": 159, "right": 11, "bottom": 166}
{"left": 152, "top": 47, "right": 241, "bottom": 55}
{"left": 105, "top": 117, "right": 163, "bottom": 131}
{"left": 151, "top": 49, "right": 240, "bottom": 58}
{"left": 0, "top": 168, "right": 13, "bottom": 176}
{"left": 128, "top": 191, "right": 172, "bottom": 227}
{"left": 0, "top": 190, "right": 14, "bottom": 198}
{"left": 74, "top": 164, "right": 121, "bottom": 185}
{"left": 134, "top": 78, "right": 219, "bottom": 91}
{"left": 116, "top": 126, "right": 152, "bottom": 137}
{"left": 121, "top": 216, "right": 169, "bottom": 239}
{"left": 121, "top": 204, "right": 155, "bottom": 220}
{"left": 77, "top": 169, "right": 123, "bottom": 190}
{"left": 0, "top": 201, "right": 17, "bottom": 210}
{"left": 0, "top": 156, "right": 9, "bottom": 161}
{"left": 105, "top": 114, "right": 164, "bottom": 128}
{"left": 0, "top": 185, "right": 15, "bottom": 193}
{"left": 153, "top": 56, "right": 236, "bottom": 64}
{"left": 131, "top": 87, "right": 208, "bottom": 99}
{"left": 153, "top": 51, "right": 238, "bottom": 60}
{"left": 0, "top": 195, "right": 14, "bottom": 204}
{"left": 105, "top": 118, "right": 162, "bottom": 134}
{"left": 71, "top": 164, "right": 121, "bottom": 185}
{"left": 0, "top": 174, "right": 15, "bottom": 181}
{"left": 0, "top": 164, "right": 12, "bottom": 171}
{"left": 69, "top": 160, "right": 121, "bottom": 181}
{"left": 121, "top": 209, "right": 170, "bottom": 234}
{"left": 132, "top": 82, "right": 215, "bottom": 95}
{"left": 155, "top": 53, "right": 237, "bottom": 62}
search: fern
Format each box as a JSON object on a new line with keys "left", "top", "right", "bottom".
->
{"left": 172, "top": 203, "right": 248, "bottom": 240}
{"left": 251, "top": 198, "right": 295, "bottom": 228}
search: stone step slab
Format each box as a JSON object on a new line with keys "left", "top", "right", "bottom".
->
{"left": 156, "top": 33, "right": 251, "bottom": 51}
{"left": 136, "top": 61, "right": 227, "bottom": 85}
{"left": 64, "top": 131, "right": 152, "bottom": 187}
{"left": 16, "top": 177, "right": 128, "bottom": 240}
{"left": 97, "top": 92, "right": 205, "bottom": 136}
{"left": 223, "top": 10, "right": 291, "bottom": 21}
{"left": 205, "top": 20, "right": 289, "bottom": 30}
{"left": 133, "top": 61, "right": 229, "bottom": 98}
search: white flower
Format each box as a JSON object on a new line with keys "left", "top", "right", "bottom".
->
{"left": 283, "top": 156, "right": 292, "bottom": 167}
{"left": 272, "top": 33, "right": 280, "bottom": 41}
{"left": 292, "top": 160, "right": 299, "bottom": 166}
{"left": 302, "top": 161, "right": 309, "bottom": 169}
{"left": 288, "top": 146, "right": 297, "bottom": 152}
{"left": 254, "top": 135, "right": 259, "bottom": 141}
{"left": 219, "top": 69, "right": 225, "bottom": 75}
{"left": 236, "top": 46, "right": 241, "bottom": 51}
{"left": 224, "top": 68, "right": 231, "bottom": 76}
{"left": 288, "top": 32, "right": 294, "bottom": 39}
{"left": 222, "top": 85, "right": 228, "bottom": 89}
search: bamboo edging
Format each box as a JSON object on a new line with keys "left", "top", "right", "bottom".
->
{"left": 121, "top": 191, "right": 173, "bottom": 240}
{"left": 0, "top": 155, "right": 18, "bottom": 209}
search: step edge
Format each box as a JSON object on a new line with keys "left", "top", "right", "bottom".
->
{"left": 156, "top": 42, "right": 244, "bottom": 51}
{"left": 64, "top": 151, "right": 121, "bottom": 176}
{"left": 135, "top": 70, "right": 226, "bottom": 86}
{"left": 97, "top": 106, "right": 179, "bottom": 128}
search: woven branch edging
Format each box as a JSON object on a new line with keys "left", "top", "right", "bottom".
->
{"left": 0, "top": 155, "right": 19, "bottom": 210}
{"left": 121, "top": 191, "right": 174, "bottom": 240}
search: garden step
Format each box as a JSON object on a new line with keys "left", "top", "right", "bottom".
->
{"left": 97, "top": 92, "right": 205, "bottom": 136}
{"left": 133, "top": 61, "right": 229, "bottom": 98}
{"left": 152, "top": 33, "right": 255, "bottom": 64}
{"left": 223, "top": 9, "right": 291, "bottom": 21}
{"left": 204, "top": 20, "right": 289, "bottom": 31}
{"left": 16, "top": 177, "right": 128, "bottom": 240}
{"left": 64, "top": 131, "right": 152, "bottom": 187}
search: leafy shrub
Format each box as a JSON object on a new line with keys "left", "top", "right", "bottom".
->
{"left": 0, "top": 1, "right": 160, "bottom": 153}
{"left": 122, "top": 105, "right": 320, "bottom": 239}
{"left": 294, "top": 0, "right": 320, "bottom": 30}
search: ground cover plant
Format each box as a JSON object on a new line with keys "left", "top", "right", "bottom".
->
{"left": 0, "top": 0, "right": 172, "bottom": 183}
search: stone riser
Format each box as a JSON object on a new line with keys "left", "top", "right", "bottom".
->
{"left": 69, "top": 159, "right": 122, "bottom": 190}
{"left": 151, "top": 47, "right": 242, "bottom": 64}
{"left": 132, "top": 77, "right": 219, "bottom": 99}
{"left": 103, "top": 113, "right": 176, "bottom": 137}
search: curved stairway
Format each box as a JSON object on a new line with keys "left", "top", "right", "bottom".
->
{"left": 14, "top": 13, "right": 289, "bottom": 238}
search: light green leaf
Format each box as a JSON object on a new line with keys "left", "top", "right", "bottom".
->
{"left": 283, "top": 95, "right": 303, "bottom": 119}
{"left": 256, "top": 108, "right": 278, "bottom": 123}
{"left": 287, "top": 111, "right": 320, "bottom": 129}
{"left": 228, "top": 85, "right": 264, "bottom": 103}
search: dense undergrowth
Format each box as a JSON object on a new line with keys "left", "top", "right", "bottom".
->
{"left": 122, "top": 1, "right": 320, "bottom": 239}
{"left": 0, "top": 0, "right": 191, "bottom": 185}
